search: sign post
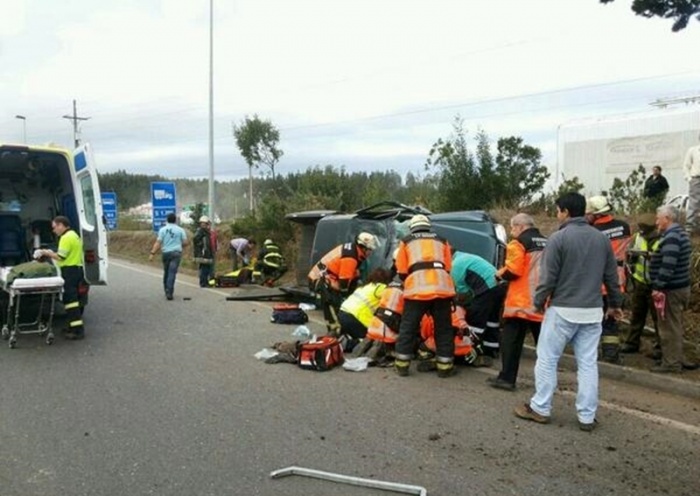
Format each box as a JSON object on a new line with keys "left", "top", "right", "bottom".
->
{"left": 101, "top": 192, "right": 118, "bottom": 231}
{"left": 151, "top": 182, "right": 177, "bottom": 233}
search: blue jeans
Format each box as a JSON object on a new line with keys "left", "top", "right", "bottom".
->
{"left": 162, "top": 251, "right": 182, "bottom": 297}
{"left": 199, "top": 263, "right": 213, "bottom": 287}
{"left": 530, "top": 307, "right": 601, "bottom": 424}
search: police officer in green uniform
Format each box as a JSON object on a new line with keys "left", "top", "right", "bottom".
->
{"left": 39, "top": 216, "right": 85, "bottom": 340}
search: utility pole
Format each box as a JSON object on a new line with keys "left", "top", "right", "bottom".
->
{"left": 207, "top": 0, "right": 215, "bottom": 222}
{"left": 62, "top": 99, "right": 90, "bottom": 148}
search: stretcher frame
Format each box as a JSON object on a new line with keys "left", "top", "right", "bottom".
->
{"left": 1, "top": 276, "right": 64, "bottom": 348}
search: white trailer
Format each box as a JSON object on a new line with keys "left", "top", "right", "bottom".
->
{"left": 557, "top": 105, "right": 700, "bottom": 198}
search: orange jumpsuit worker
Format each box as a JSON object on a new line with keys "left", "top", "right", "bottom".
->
{"left": 394, "top": 214, "right": 456, "bottom": 378}
{"left": 490, "top": 213, "right": 547, "bottom": 391}
{"left": 308, "top": 232, "right": 378, "bottom": 334}
{"left": 586, "top": 196, "right": 632, "bottom": 364}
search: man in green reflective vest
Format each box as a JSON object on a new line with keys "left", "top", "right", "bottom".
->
{"left": 621, "top": 214, "right": 660, "bottom": 356}
{"left": 39, "top": 216, "right": 85, "bottom": 340}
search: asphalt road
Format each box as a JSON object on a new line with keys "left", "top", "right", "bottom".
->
{"left": 0, "top": 259, "right": 698, "bottom": 496}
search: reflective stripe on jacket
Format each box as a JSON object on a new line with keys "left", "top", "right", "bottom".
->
{"left": 593, "top": 215, "right": 632, "bottom": 293}
{"left": 366, "top": 283, "right": 404, "bottom": 343}
{"left": 420, "top": 308, "right": 474, "bottom": 357}
{"left": 395, "top": 232, "right": 455, "bottom": 300}
{"left": 630, "top": 233, "right": 661, "bottom": 284}
{"left": 308, "top": 242, "right": 363, "bottom": 291}
{"left": 340, "top": 282, "right": 387, "bottom": 328}
{"left": 501, "top": 228, "right": 547, "bottom": 322}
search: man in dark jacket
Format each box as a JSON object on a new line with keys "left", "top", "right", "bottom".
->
{"left": 643, "top": 165, "right": 670, "bottom": 206}
{"left": 648, "top": 205, "right": 695, "bottom": 373}
{"left": 193, "top": 216, "right": 215, "bottom": 287}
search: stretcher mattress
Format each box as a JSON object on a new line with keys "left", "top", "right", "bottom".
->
{"left": 0, "top": 267, "right": 64, "bottom": 290}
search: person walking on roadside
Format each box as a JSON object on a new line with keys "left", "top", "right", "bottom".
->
{"left": 683, "top": 133, "right": 700, "bottom": 235}
{"left": 585, "top": 196, "right": 632, "bottom": 364}
{"left": 620, "top": 214, "right": 661, "bottom": 357}
{"left": 193, "top": 215, "right": 215, "bottom": 287}
{"left": 393, "top": 215, "right": 456, "bottom": 378}
{"left": 489, "top": 213, "right": 547, "bottom": 391}
{"left": 308, "top": 232, "right": 378, "bottom": 335}
{"left": 39, "top": 216, "right": 86, "bottom": 340}
{"left": 648, "top": 205, "right": 695, "bottom": 373}
{"left": 149, "top": 213, "right": 189, "bottom": 300}
{"left": 514, "top": 192, "right": 622, "bottom": 432}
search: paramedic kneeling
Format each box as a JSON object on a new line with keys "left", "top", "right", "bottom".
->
{"left": 39, "top": 216, "right": 85, "bottom": 340}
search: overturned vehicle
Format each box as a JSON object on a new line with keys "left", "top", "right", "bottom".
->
{"left": 282, "top": 202, "right": 507, "bottom": 300}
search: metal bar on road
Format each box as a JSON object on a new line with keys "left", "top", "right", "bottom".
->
{"left": 270, "top": 466, "right": 428, "bottom": 495}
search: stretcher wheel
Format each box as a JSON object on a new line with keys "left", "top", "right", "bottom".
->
{"left": 1, "top": 325, "right": 8, "bottom": 340}
{"left": 46, "top": 334, "right": 54, "bottom": 345}
{"left": 8, "top": 337, "right": 16, "bottom": 349}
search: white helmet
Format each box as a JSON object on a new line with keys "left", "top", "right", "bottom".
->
{"left": 356, "top": 232, "right": 378, "bottom": 250}
{"left": 264, "top": 239, "right": 273, "bottom": 246}
{"left": 408, "top": 214, "right": 431, "bottom": 231}
{"left": 199, "top": 215, "right": 211, "bottom": 223}
{"left": 585, "top": 196, "right": 611, "bottom": 215}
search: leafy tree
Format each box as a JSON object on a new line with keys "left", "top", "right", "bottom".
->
{"left": 233, "top": 115, "right": 284, "bottom": 213}
{"left": 494, "top": 136, "right": 550, "bottom": 208}
{"left": 603, "top": 164, "right": 660, "bottom": 214}
{"left": 600, "top": 0, "right": 700, "bottom": 31}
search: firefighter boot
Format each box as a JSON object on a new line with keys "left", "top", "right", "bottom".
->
{"left": 416, "top": 346, "right": 436, "bottom": 372}
{"left": 394, "top": 359, "right": 410, "bottom": 377}
{"left": 436, "top": 361, "right": 457, "bottom": 378}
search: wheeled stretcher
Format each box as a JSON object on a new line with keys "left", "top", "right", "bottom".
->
{"left": 1, "top": 268, "right": 64, "bottom": 348}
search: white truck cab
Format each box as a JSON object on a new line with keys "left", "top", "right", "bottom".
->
{"left": 0, "top": 142, "right": 108, "bottom": 287}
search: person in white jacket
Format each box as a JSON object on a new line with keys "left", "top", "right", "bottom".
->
{"left": 682, "top": 133, "right": 700, "bottom": 235}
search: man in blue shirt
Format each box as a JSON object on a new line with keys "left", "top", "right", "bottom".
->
{"left": 149, "top": 213, "right": 189, "bottom": 300}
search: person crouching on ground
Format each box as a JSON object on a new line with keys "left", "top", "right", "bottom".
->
{"left": 337, "top": 268, "right": 393, "bottom": 350}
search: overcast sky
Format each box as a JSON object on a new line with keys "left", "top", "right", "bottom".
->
{"left": 1, "top": 0, "right": 699, "bottom": 183}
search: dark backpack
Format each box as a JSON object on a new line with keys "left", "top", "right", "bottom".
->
{"left": 270, "top": 304, "right": 309, "bottom": 325}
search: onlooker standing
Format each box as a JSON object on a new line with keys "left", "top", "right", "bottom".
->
{"left": 683, "top": 133, "right": 700, "bottom": 235}
{"left": 193, "top": 216, "right": 215, "bottom": 287}
{"left": 643, "top": 165, "right": 669, "bottom": 206}
{"left": 514, "top": 192, "right": 622, "bottom": 432}
{"left": 40, "top": 216, "right": 86, "bottom": 340}
{"left": 149, "top": 213, "right": 189, "bottom": 300}
{"left": 229, "top": 237, "right": 256, "bottom": 271}
{"left": 620, "top": 214, "right": 661, "bottom": 356}
{"left": 490, "top": 213, "right": 547, "bottom": 391}
{"left": 648, "top": 205, "right": 693, "bottom": 373}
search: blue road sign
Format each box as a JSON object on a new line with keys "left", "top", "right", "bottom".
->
{"left": 101, "top": 192, "right": 118, "bottom": 230}
{"left": 151, "top": 182, "right": 177, "bottom": 233}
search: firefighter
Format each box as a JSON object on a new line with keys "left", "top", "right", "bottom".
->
{"left": 308, "top": 232, "right": 378, "bottom": 334}
{"left": 394, "top": 215, "right": 456, "bottom": 378}
{"left": 585, "top": 195, "right": 632, "bottom": 364}
{"left": 451, "top": 251, "right": 506, "bottom": 362}
{"left": 417, "top": 305, "right": 478, "bottom": 372}
{"left": 256, "top": 239, "right": 287, "bottom": 285}
{"left": 490, "top": 213, "right": 547, "bottom": 391}
{"left": 620, "top": 214, "right": 661, "bottom": 356}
